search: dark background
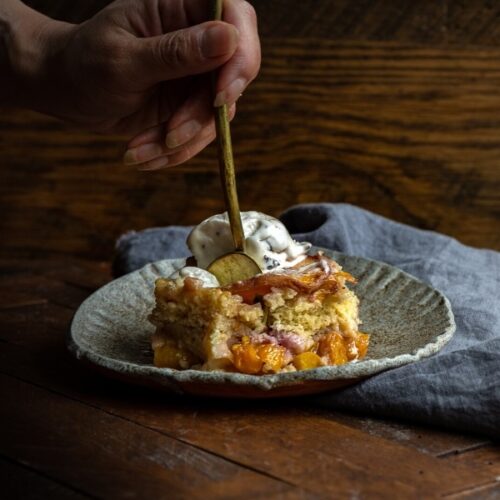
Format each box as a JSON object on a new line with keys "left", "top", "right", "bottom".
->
{"left": 2, "top": 0, "right": 500, "bottom": 260}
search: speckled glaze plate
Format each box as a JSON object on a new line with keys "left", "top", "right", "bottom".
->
{"left": 68, "top": 249, "right": 455, "bottom": 398}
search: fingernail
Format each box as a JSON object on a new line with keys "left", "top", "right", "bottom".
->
{"left": 202, "top": 24, "right": 239, "bottom": 58}
{"left": 137, "top": 156, "right": 169, "bottom": 171}
{"left": 214, "top": 78, "right": 246, "bottom": 107}
{"left": 165, "top": 120, "right": 202, "bottom": 149}
{"left": 124, "top": 143, "right": 164, "bottom": 165}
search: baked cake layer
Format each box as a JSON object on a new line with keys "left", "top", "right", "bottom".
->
{"left": 150, "top": 254, "right": 369, "bottom": 374}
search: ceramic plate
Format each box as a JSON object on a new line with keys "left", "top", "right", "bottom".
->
{"left": 68, "top": 249, "right": 455, "bottom": 397}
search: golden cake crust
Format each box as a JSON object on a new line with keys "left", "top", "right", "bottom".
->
{"left": 150, "top": 254, "right": 369, "bottom": 374}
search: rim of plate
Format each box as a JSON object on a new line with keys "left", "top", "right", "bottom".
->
{"left": 68, "top": 249, "right": 456, "bottom": 392}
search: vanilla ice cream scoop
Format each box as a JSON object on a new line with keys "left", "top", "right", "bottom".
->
{"left": 187, "top": 211, "right": 311, "bottom": 271}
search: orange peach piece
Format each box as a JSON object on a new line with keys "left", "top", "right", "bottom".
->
{"left": 231, "top": 339, "right": 263, "bottom": 374}
{"left": 154, "top": 342, "right": 182, "bottom": 369}
{"left": 293, "top": 352, "right": 323, "bottom": 370}
{"left": 318, "top": 332, "right": 348, "bottom": 365}
{"left": 153, "top": 339, "right": 198, "bottom": 369}
{"left": 355, "top": 332, "right": 370, "bottom": 359}
{"left": 257, "top": 344, "right": 286, "bottom": 373}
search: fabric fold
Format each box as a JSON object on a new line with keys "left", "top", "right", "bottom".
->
{"left": 114, "top": 203, "right": 500, "bottom": 438}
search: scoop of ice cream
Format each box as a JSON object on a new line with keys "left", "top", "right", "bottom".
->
{"left": 187, "top": 211, "right": 311, "bottom": 271}
{"left": 168, "top": 266, "right": 220, "bottom": 287}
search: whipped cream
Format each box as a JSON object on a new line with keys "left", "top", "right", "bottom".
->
{"left": 168, "top": 211, "right": 311, "bottom": 286}
{"left": 169, "top": 266, "right": 220, "bottom": 287}
{"left": 187, "top": 211, "right": 311, "bottom": 271}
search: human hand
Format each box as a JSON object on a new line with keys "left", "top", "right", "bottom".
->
{"left": 11, "top": 0, "right": 261, "bottom": 169}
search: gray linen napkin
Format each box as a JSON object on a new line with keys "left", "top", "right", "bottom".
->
{"left": 113, "top": 203, "right": 500, "bottom": 438}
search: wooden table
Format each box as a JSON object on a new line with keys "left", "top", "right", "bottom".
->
{"left": 1, "top": 1, "right": 499, "bottom": 498}
{"left": 1, "top": 257, "right": 499, "bottom": 498}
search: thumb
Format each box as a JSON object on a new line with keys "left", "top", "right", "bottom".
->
{"left": 134, "top": 21, "right": 239, "bottom": 86}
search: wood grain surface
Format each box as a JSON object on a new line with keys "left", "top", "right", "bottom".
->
{"left": 1, "top": 1, "right": 500, "bottom": 498}
{"left": 1, "top": 256, "right": 499, "bottom": 499}
{"left": 1, "top": 0, "right": 500, "bottom": 260}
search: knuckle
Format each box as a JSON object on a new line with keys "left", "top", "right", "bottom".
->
{"left": 93, "top": 35, "right": 129, "bottom": 81}
{"left": 248, "top": 56, "right": 261, "bottom": 80}
{"left": 241, "top": 0, "right": 257, "bottom": 23}
{"left": 237, "top": 54, "right": 260, "bottom": 82}
{"left": 251, "top": 44, "right": 262, "bottom": 76}
{"left": 106, "top": 37, "right": 127, "bottom": 61}
{"left": 158, "top": 34, "right": 192, "bottom": 68}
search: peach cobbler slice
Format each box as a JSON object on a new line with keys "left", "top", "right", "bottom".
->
{"left": 150, "top": 254, "right": 369, "bottom": 374}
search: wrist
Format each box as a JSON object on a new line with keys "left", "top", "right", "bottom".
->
{"left": 1, "top": 1, "right": 75, "bottom": 109}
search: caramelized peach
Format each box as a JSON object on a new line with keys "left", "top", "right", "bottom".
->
{"left": 318, "top": 332, "right": 349, "bottom": 365}
{"left": 257, "top": 344, "right": 286, "bottom": 373}
{"left": 231, "top": 338, "right": 287, "bottom": 374}
{"left": 154, "top": 339, "right": 198, "bottom": 369}
{"left": 355, "top": 332, "right": 370, "bottom": 359}
{"left": 223, "top": 255, "right": 354, "bottom": 304}
{"left": 231, "top": 337, "right": 263, "bottom": 374}
{"left": 292, "top": 352, "right": 323, "bottom": 370}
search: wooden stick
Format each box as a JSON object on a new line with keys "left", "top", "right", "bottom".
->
{"left": 213, "top": 0, "right": 245, "bottom": 252}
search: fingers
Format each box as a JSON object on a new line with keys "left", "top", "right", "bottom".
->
{"left": 133, "top": 21, "right": 239, "bottom": 88}
{"left": 139, "top": 128, "right": 217, "bottom": 170}
{"left": 127, "top": 124, "right": 166, "bottom": 149}
{"left": 126, "top": 82, "right": 211, "bottom": 151}
{"left": 164, "top": 80, "right": 212, "bottom": 148}
{"left": 125, "top": 126, "right": 216, "bottom": 171}
{"left": 214, "top": 0, "right": 261, "bottom": 107}
{"left": 124, "top": 103, "right": 236, "bottom": 170}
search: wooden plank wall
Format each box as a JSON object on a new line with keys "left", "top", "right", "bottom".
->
{"left": 1, "top": 0, "right": 499, "bottom": 260}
